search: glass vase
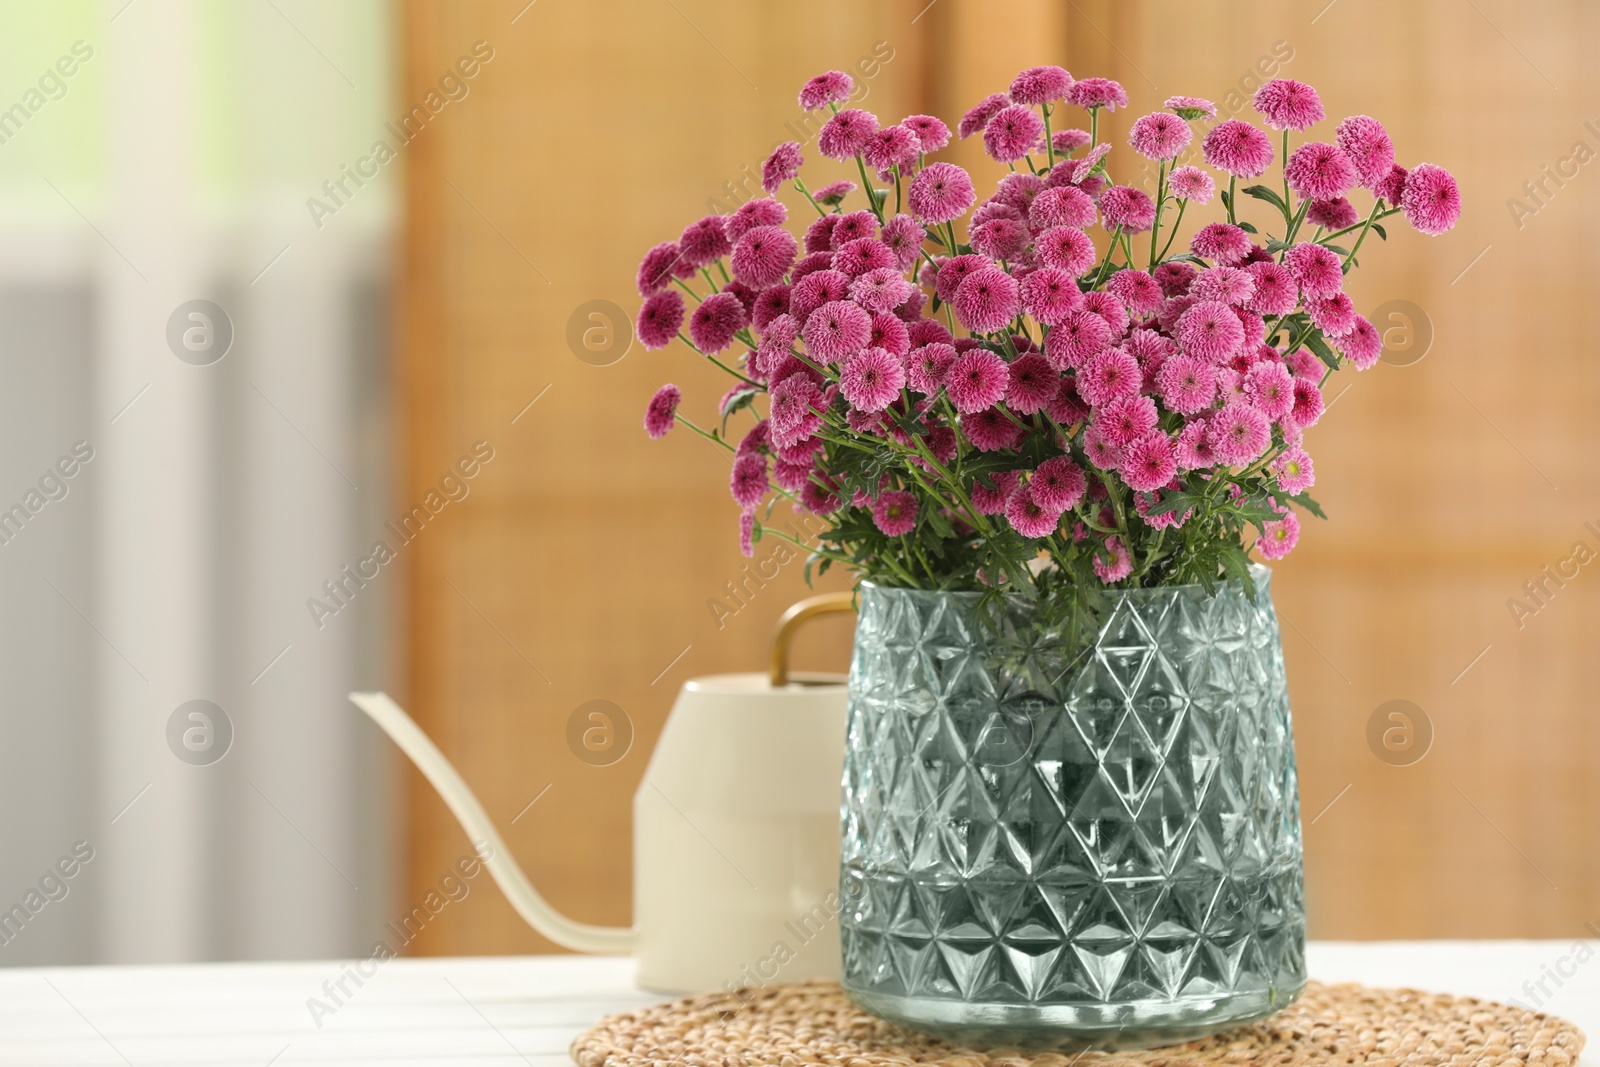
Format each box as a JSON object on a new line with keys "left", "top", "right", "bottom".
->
{"left": 838, "top": 568, "right": 1305, "bottom": 1049}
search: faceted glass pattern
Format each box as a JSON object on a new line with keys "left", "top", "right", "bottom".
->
{"left": 839, "top": 571, "right": 1306, "bottom": 1048}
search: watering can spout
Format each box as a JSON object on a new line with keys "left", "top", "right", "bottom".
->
{"left": 347, "top": 691, "right": 635, "bottom": 955}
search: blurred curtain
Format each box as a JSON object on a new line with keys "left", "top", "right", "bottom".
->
{"left": 0, "top": 1, "right": 396, "bottom": 964}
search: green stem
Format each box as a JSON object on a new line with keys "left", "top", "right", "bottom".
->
{"left": 1147, "top": 160, "right": 1167, "bottom": 269}
{"left": 793, "top": 177, "right": 828, "bottom": 218}
{"left": 1226, "top": 175, "right": 1237, "bottom": 224}
{"left": 676, "top": 332, "right": 762, "bottom": 387}
{"left": 1042, "top": 102, "right": 1055, "bottom": 168}
{"left": 1340, "top": 200, "right": 1385, "bottom": 268}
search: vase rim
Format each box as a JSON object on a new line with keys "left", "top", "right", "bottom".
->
{"left": 858, "top": 563, "right": 1273, "bottom": 599}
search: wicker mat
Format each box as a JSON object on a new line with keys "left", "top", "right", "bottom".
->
{"left": 572, "top": 980, "right": 1585, "bottom": 1067}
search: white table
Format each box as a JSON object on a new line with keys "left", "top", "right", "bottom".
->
{"left": 0, "top": 944, "right": 1591, "bottom": 1067}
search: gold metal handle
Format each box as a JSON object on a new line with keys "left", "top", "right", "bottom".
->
{"left": 769, "top": 592, "right": 856, "bottom": 688}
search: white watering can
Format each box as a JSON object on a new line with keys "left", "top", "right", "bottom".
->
{"left": 348, "top": 592, "right": 854, "bottom": 993}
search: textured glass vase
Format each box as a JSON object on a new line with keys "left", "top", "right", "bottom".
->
{"left": 839, "top": 569, "right": 1305, "bottom": 1049}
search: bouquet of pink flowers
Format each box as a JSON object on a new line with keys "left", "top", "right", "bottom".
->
{"left": 637, "top": 66, "right": 1459, "bottom": 594}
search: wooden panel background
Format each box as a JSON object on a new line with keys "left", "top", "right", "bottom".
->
{"left": 397, "top": 0, "right": 1600, "bottom": 954}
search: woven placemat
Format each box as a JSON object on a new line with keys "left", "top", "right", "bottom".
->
{"left": 572, "top": 980, "right": 1585, "bottom": 1067}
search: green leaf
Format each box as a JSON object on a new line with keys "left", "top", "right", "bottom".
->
{"left": 1292, "top": 492, "right": 1327, "bottom": 520}
{"left": 1241, "top": 184, "right": 1288, "bottom": 214}
{"left": 1372, "top": 223, "right": 1387, "bottom": 241}
{"left": 719, "top": 385, "right": 759, "bottom": 432}
{"left": 1323, "top": 243, "right": 1350, "bottom": 256}
{"left": 1236, "top": 220, "right": 1258, "bottom": 234}
{"left": 1220, "top": 188, "right": 1233, "bottom": 213}
{"left": 1264, "top": 238, "right": 1291, "bottom": 253}
{"left": 1304, "top": 331, "right": 1340, "bottom": 372}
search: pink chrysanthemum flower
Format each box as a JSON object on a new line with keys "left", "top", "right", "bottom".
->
{"left": 1005, "top": 482, "right": 1063, "bottom": 538}
{"left": 1128, "top": 111, "right": 1193, "bottom": 160}
{"left": 1177, "top": 300, "right": 1246, "bottom": 364}
{"left": 1252, "top": 78, "right": 1324, "bottom": 131}
{"left": 1202, "top": 119, "right": 1275, "bottom": 177}
{"left": 907, "top": 161, "right": 977, "bottom": 223}
{"left": 1244, "top": 361, "right": 1295, "bottom": 420}
{"left": 768, "top": 374, "right": 824, "bottom": 448}
{"left": 1120, "top": 432, "right": 1177, "bottom": 492}
{"left": 636, "top": 241, "right": 685, "bottom": 296}
{"left": 871, "top": 490, "right": 918, "bottom": 536}
{"left": 1167, "top": 165, "right": 1215, "bottom": 204}
{"left": 832, "top": 237, "right": 897, "bottom": 278}
{"left": 1290, "top": 377, "right": 1325, "bottom": 429}
{"left": 1283, "top": 347, "right": 1322, "bottom": 380}
{"left": 1283, "top": 242, "right": 1344, "bottom": 300}
{"left": 868, "top": 311, "right": 910, "bottom": 357}
{"left": 1373, "top": 164, "right": 1408, "bottom": 206}
{"left": 799, "top": 70, "right": 854, "bottom": 111}
{"left": 1401, "top": 163, "right": 1462, "bottom": 236}
{"left": 1337, "top": 314, "right": 1382, "bottom": 370}
{"left": 736, "top": 420, "right": 770, "bottom": 459}
{"left": 1106, "top": 269, "right": 1163, "bottom": 318}
{"left": 636, "top": 290, "right": 686, "bottom": 350}
{"left": 1208, "top": 402, "right": 1271, "bottom": 465}
{"left": 1336, "top": 115, "right": 1395, "bottom": 187}
{"left": 1044, "top": 308, "right": 1112, "bottom": 369}
{"left": 944, "top": 348, "right": 1010, "bottom": 413}
{"left": 731, "top": 225, "right": 797, "bottom": 289}
{"left": 1307, "top": 292, "right": 1357, "bottom": 336}
{"left": 1158, "top": 294, "right": 1197, "bottom": 333}
{"left": 729, "top": 452, "right": 769, "bottom": 507}
{"left": 1034, "top": 226, "right": 1098, "bottom": 277}
{"left": 1095, "top": 394, "right": 1159, "bottom": 447}
{"left": 878, "top": 214, "right": 926, "bottom": 272}
{"left": 1307, "top": 196, "right": 1360, "bottom": 230}
{"left": 1156, "top": 353, "right": 1217, "bottom": 414}
{"left": 1082, "top": 424, "right": 1122, "bottom": 469}
{"left": 1078, "top": 349, "right": 1141, "bottom": 407}
{"left": 906, "top": 317, "right": 952, "bottom": 348}
{"left": 1285, "top": 141, "right": 1358, "bottom": 201}
{"left": 1100, "top": 185, "right": 1157, "bottom": 233}
{"left": 812, "top": 180, "right": 857, "bottom": 207}
{"left": 1081, "top": 291, "right": 1130, "bottom": 340}
{"left": 679, "top": 216, "right": 733, "bottom": 268}
{"left": 1257, "top": 509, "right": 1300, "bottom": 560}
{"left": 774, "top": 460, "right": 814, "bottom": 492}
{"left": 726, "top": 197, "right": 787, "bottom": 242}
{"left": 801, "top": 299, "right": 873, "bottom": 363}
{"left": 1030, "top": 456, "right": 1087, "bottom": 512}
{"left": 1094, "top": 536, "right": 1133, "bottom": 583}
{"left": 901, "top": 114, "right": 951, "bottom": 153}
{"left": 1153, "top": 261, "right": 1197, "bottom": 297}
{"left": 1174, "top": 417, "right": 1213, "bottom": 469}
{"left": 689, "top": 291, "right": 749, "bottom": 353}
{"left": 1165, "top": 95, "right": 1216, "bottom": 120}
{"left": 1052, "top": 127, "right": 1092, "bottom": 153}
{"left": 1020, "top": 267, "right": 1082, "bottom": 325}
{"left": 751, "top": 285, "right": 791, "bottom": 331}
{"left": 1004, "top": 352, "right": 1058, "bottom": 415}
{"left": 760, "top": 142, "right": 804, "bottom": 195}
{"left": 817, "top": 108, "right": 880, "bottom": 160}
{"left": 643, "top": 384, "right": 680, "bottom": 439}
{"left": 932, "top": 254, "right": 991, "bottom": 302}
{"left": 803, "top": 215, "right": 839, "bottom": 255}
{"left": 1273, "top": 448, "right": 1315, "bottom": 494}
{"left": 862, "top": 124, "right": 920, "bottom": 172}
{"left": 1010, "top": 65, "right": 1074, "bottom": 105}
{"left": 790, "top": 268, "right": 851, "bottom": 325}
{"left": 953, "top": 267, "right": 1021, "bottom": 335}
{"left": 736, "top": 507, "right": 756, "bottom": 557}
{"left": 907, "top": 341, "right": 957, "bottom": 396}
{"left": 799, "top": 478, "right": 842, "bottom": 515}
{"left": 971, "top": 470, "right": 1019, "bottom": 515}
{"left": 957, "top": 93, "right": 1010, "bottom": 140}
{"left": 1029, "top": 186, "right": 1097, "bottom": 230}
{"left": 983, "top": 104, "right": 1045, "bottom": 163}
{"left": 962, "top": 407, "right": 1023, "bottom": 452}
{"left": 1215, "top": 366, "right": 1246, "bottom": 404}
{"left": 1068, "top": 77, "right": 1128, "bottom": 111}
{"left": 1190, "top": 222, "right": 1253, "bottom": 266}
{"left": 849, "top": 267, "right": 914, "bottom": 313}
{"left": 1192, "top": 266, "right": 1256, "bottom": 306}
{"left": 840, "top": 347, "right": 906, "bottom": 413}
{"left": 970, "top": 218, "right": 1030, "bottom": 261}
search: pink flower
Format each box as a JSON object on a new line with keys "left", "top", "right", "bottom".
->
{"left": 971, "top": 470, "right": 1019, "bottom": 514}
{"left": 1095, "top": 394, "right": 1159, "bottom": 447}
{"left": 953, "top": 267, "right": 1021, "bottom": 334}
{"left": 636, "top": 290, "right": 686, "bottom": 350}
{"left": 1338, "top": 314, "right": 1382, "bottom": 369}
{"left": 1005, "top": 482, "right": 1063, "bottom": 538}
{"left": 1190, "top": 222, "right": 1253, "bottom": 266}
{"left": 983, "top": 105, "right": 1045, "bottom": 163}
{"left": 872, "top": 490, "right": 918, "bottom": 536}
{"left": 689, "top": 291, "right": 749, "bottom": 353}
{"left": 790, "top": 268, "right": 851, "bottom": 324}
{"left": 962, "top": 407, "right": 1022, "bottom": 452}
{"left": 644, "top": 384, "right": 681, "bottom": 439}
{"left": 1078, "top": 348, "right": 1141, "bottom": 406}
{"left": 1167, "top": 165, "right": 1215, "bottom": 203}
{"left": 863, "top": 124, "right": 919, "bottom": 171}
{"left": 799, "top": 70, "right": 854, "bottom": 111}
{"left": 1005, "top": 352, "right": 1058, "bottom": 415}
{"left": 1401, "top": 163, "right": 1461, "bottom": 235}
{"left": 1156, "top": 353, "right": 1217, "bottom": 414}
{"left": 1373, "top": 164, "right": 1408, "bottom": 206}
{"left": 1202, "top": 119, "right": 1275, "bottom": 177}
{"left": 812, "top": 180, "right": 857, "bottom": 206}
{"left": 801, "top": 299, "right": 872, "bottom": 362}
{"left": 907, "top": 161, "right": 977, "bottom": 223}
{"left": 1029, "top": 185, "right": 1096, "bottom": 230}
{"left": 901, "top": 114, "right": 951, "bottom": 152}
{"left": 1208, "top": 402, "right": 1271, "bottom": 465}
{"left": 840, "top": 347, "right": 905, "bottom": 412}
{"left": 1284, "top": 346, "right": 1323, "bottom": 380}
{"left": 1192, "top": 266, "right": 1255, "bottom": 306}
{"left": 1244, "top": 361, "right": 1295, "bottom": 420}
{"left": 1174, "top": 417, "right": 1214, "bottom": 469}
{"left": 768, "top": 374, "right": 824, "bottom": 448}
{"left": 817, "top": 108, "right": 880, "bottom": 159}
{"left": 1290, "top": 377, "right": 1324, "bottom": 428}
{"left": 868, "top": 311, "right": 910, "bottom": 357}
{"left": 1083, "top": 423, "right": 1122, "bottom": 469}
{"left": 1052, "top": 127, "right": 1092, "bottom": 153}
{"left": 970, "top": 218, "right": 1030, "bottom": 261}
{"left": 1120, "top": 432, "right": 1177, "bottom": 492}
{"left": 832, "top": 237, "right": 897, "bottom": 277}
{"left": 1020, "top": 267, "right": 1083, "bottom": 324}
{"left": 1044, "top": 308, "right": 1112, "bottom": 369}
{"left": 738, "top": 508, "right": 756, "bottom": 558}
{"left": 850, "top": 267, "right": 915, "bottom": 312}
{"left": 731, "top": 226, "right": 797, "bottom": 288}
{"left": 1252, "top": 78, "right": 1324, "bottom": 131}
{"left": 1029, "top": 456, "right": 1087, "bottom": 512}
{"left": 1094, "top": 537, "right": 1133, "bottom": 582}
{"left": 636, "top": 241, "right": 685, "bottom": 296}
{"left": 1273, "top": 448, "right": 1315, "bottom": 494}
{"left": 1165, "top": 95, "right": 1216, "bottom": 120}
{"left": 1246, "top": 262, "right": 1299, "bottom": 316}
{"left": 1010, "top": 65, "right": 1074, "bottom": 105}
{"left": 1177, "top": 300, "right": 1246, "bottom": 363}
{"left": 751, "top": 285, "right": 791, "bottom": 330}
{"left": 957, "top": 93, "right": 1010, "bottom": 140}
{"left": 1107, "top": 269, "right": 1163, "bottom": 318}
{"left": 736, "top": 420, "right": 770, "bottom": 459}
{"left": 834, "top": 209, "right": 876, "bottom": 244}
{"left": 906, "top": 317, "right": 952, "bottom": 348}
{"left": 1068, "top": 77, "right": 1128, "bottom": 111}
{"left": 730, "top": 453, "right": 769, "bottom": 507}
{"left": 679, "top": 216, "right": 733, "bottom": 268}
{"left": 907, "top": 341, "right": 957, "bottom": 395}
{"left": 1285, "top": 142, "right": 1358, "bottom": 200}
{"left": 944, "top": 348, "right": 1010, "bottom": 413}
{"left": 1257, "top": 509, "right": 1300, "bottom": 559}
{"left": 1080, "top": 291, "right": 1129, "bottom": 340}
{"left": 1307, "top": 197, "right": 1359, "bottom": 230}
{"left": 1034, "top": 226, "right": 1098, "bottom": 276}
{"left": 1100, "top": 185, "right": 1157, "bottom": 233}
{"left": 932, "top": 253, "right": 991, "bottom": 302}
{"left": 878, "top": 213, "right": 926, "bottom": 271}
{"left": 1335, "top": 115, "right": 1395, "bottom": 188}
{"left": 1129, "top": 111, "right": 1193, "bottom": 160}
{"left": 1283, "top": 242, "right": 1343, "bottom": 300}
{"left": 799, "top": 478, "right": 842, "bottom": 515}
{"left": 803, "top": 215, "right": 839, "bottom": 254}
{"left": 760, "top": 142, "right": 804, "bottom": 194}
{"left": 1307, "top": 292, "right": 1357, "bottom": 336}
{"left": 726, "top": 197, "right": 788, "bottom": 242}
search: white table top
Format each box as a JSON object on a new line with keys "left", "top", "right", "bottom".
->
{"left": 0, "top": 943, "right": 1591, "bottom": 1067}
